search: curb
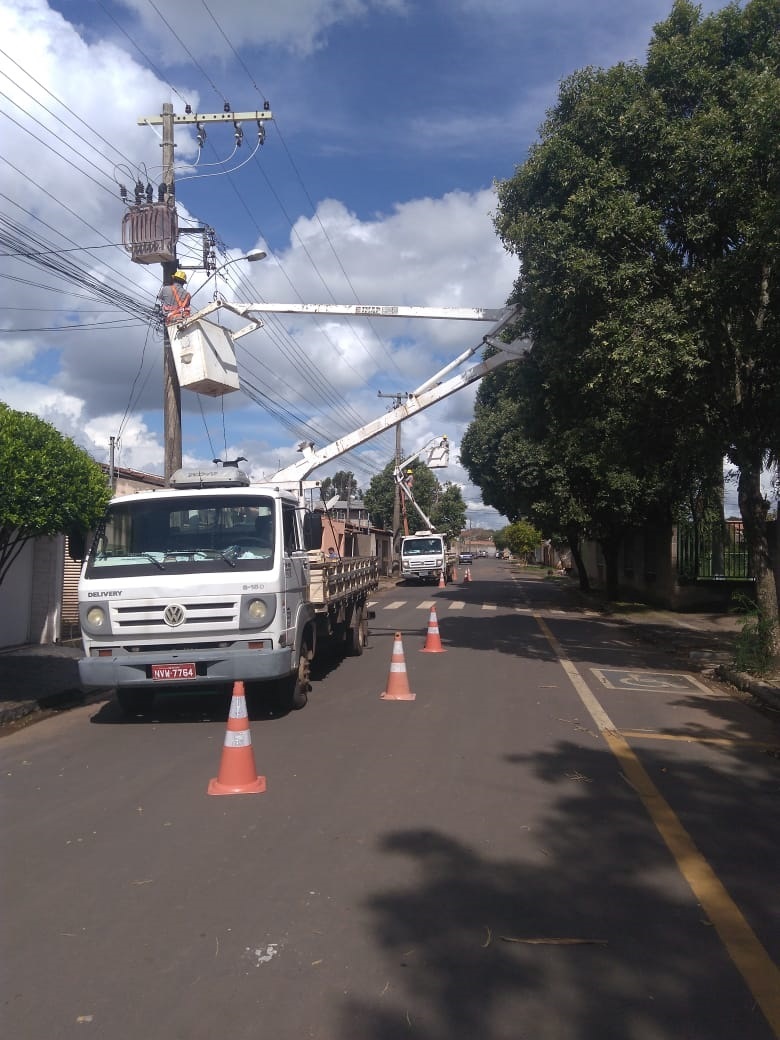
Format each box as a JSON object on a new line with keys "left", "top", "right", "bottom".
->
{"left": 716, "top": 666, "right": 780, "bottom": 712}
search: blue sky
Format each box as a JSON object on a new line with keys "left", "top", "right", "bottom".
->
{"left": 2, "top": 0, "right": 762, "bottom": 524}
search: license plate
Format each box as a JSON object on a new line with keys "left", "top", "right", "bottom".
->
{"left": 151, "top": 662, "right": 196, "bottom": 681}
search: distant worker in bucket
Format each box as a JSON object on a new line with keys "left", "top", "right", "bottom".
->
{"left": 159, "top": 270, "right": 191, "bottom": 325}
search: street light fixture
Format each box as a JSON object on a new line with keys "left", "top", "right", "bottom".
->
{"left": 190, "top": 249, "right": 267, "bottom": 302}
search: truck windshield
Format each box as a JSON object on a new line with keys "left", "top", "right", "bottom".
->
{"left": 402, "top": 538, "right": 442, "bottom": 555}
{"left": 84, "top": 495, "right": 276, "bottom": 578}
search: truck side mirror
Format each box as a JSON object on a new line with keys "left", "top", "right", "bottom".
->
{"left": 303, "top": 511, "right": 323, "bottom": 550}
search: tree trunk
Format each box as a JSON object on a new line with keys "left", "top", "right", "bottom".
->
{"left": 738, "top": 460, "right": 780, "bottom": 667}
{"left": 566, "top": 527, "right": 589, "bottom": 591}
{"left": 600, "top": 535, "right": 622, "bottom": 601}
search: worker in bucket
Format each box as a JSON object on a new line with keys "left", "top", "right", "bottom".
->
{"left": 159, "top": 270, "right": 191, "bottom": 325}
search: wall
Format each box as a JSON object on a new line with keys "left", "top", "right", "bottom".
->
{"left": 0, "top": 540, "right": 34, "bottom": 646}
{"left": 578, "top": 522, "right": 756, "bottom": 611}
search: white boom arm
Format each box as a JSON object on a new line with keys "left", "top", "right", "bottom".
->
{"left": 397, "top": 476, "right": 435, "bottom": 532}
{"left": 264, "top": 305, "right": 527, "bottom": 482}
{"left": 177, "top": 299, "right": 511, "bottom": 342}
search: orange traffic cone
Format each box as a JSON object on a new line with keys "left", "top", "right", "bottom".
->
{"left": 438, "top": 570, "right": 446, "bottom": 588}
{"left": 380, "top": 632, "right": 416, "bottom": 700}
{"left": 452, "top": 565, "right": 458, "bottom": 581}
{"left": 420, "top": 606, "right": 446, "bottom": 653}
{"left": 208, "top": 682, "right": 267, "bottom": 795}
{"left": 464, "top": 567, "right": 471, "bottom": 583}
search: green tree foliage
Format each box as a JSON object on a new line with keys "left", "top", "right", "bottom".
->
{"left": 0, "top": 404, "right": 111, "bottom": 584}
{"left": 505, "top": 520, "right": 542, "bottom": 560}
{"left": 319, "top": 470, "right": 361, "bottom": 503}
{"left": 430, "top": 482, "right": 467, "bottom": 543}
{"left": 464, "top": 0, "right": 779, "bottom": 642}
{"left": 364, "top": 458, "right": 465, "bottom": 540}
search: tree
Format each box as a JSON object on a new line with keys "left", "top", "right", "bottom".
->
{"left": 430, "top": 482, "right": 467, "bottom": 543}
{"left": 505, "top": 520, "right": 542, "bottom": 561}
{"left": 0, "top": 404, "right": 111, "bottom": 585}
{"left": 643, "top": 0, "right": 780, "bottom": 663}
{"left": 319, "top": 470, "right": 361, "bottom": 503}
{"left": 364, "top": 458, "right": 465, "bottom": 540}
{"left": 466, "top": 0, "right": 779, "bottom": 638}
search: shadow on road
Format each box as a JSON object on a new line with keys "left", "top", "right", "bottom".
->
{"left": 336, "top": 735, "right": 778, "bottom": 1039}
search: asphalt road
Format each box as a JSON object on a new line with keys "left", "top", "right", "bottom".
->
{"left": 3, "top": 561, "right": 779, "bottom": 1040}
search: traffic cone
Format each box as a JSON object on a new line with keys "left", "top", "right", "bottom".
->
{"left": 452, "top": 565, "right": 458, "bottom": 581}
{"left": 380, "top": 632, "right": 416, "bottom": 700}
{"left": 420, "top": 606, "right": 446, "bottom": 653}
{"left": 208, "top": 682, "right": 267, "bottom": 795}
{"left": 438, "top": 570, "right": 446, "bottom": 588}
{"left": 464, "top": 567, "right": 471, "bottom": 583}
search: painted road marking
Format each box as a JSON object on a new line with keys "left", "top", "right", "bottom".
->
{"left": 620, "top": 730, "right": 778, "bottom": 750}
{"left": 535, "top": 612, "right": 780, "bottom": 1037}
{"left": 449, "top": 601, "right": 465, "bottom": 610}
{"left": 418, "top": 600, "right": 435, "bottom": 610}
{"left": 482, "top": 603, "right": 497, "bottom": 611}
{"left": 593, "top": 668, "right": 712, "bottom": 694}
{"left": 384, "top": 601, "right": 404, "bottom": 610}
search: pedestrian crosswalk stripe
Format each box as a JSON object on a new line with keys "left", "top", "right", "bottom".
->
{"left": 449, "top": 601, "right": 465, "bottom": 610}
{"left": 384, "top": 601, "right": 404, "bottom": 610}
{"left": 418, "top": 600, "right": 435, "bottom": 610}
{"left": 482, "top": 603, "right": 497, "bottom": 611}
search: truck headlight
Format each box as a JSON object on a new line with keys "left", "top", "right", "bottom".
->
{"left": 240, "top": 594, "right": 276, "bottom": 629}
{"left": 79, "top": 601, "right": 112, "bottom": 636}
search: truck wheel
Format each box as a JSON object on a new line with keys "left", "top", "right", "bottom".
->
{"left": 116, "top": 689, "right": 155, "bottom": 716}
{"left": 346, "top": 609, "right": 367, "bottom": 656}
{"left": 276, "top": 640, "right": 312, "bottom": 710}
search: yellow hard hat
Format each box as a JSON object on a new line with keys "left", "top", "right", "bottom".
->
{"left": 172, "top": 270, "right": 187, "bottom": 282}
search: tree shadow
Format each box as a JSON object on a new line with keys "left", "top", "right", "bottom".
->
{"left": 337, "top": 738, "right": 777, "bottom": 1039}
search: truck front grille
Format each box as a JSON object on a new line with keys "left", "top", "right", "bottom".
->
{"left": 110, "top": 597, "right": 239, "bottom": 633}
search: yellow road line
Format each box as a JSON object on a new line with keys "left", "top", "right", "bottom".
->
{"left": 535, "top": 613, "right": 780, "bottom": 1037}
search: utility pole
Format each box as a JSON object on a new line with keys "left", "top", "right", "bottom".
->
{"left": 377, "top": 391, "right": 409, "bottom": 553}
{"left": 134, "top": 103, "right": 273, "bottom": 481}
{"left": 160, "top": 103, "right": 180, "bottom": 481}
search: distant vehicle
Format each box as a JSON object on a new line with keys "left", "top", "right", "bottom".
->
{"left": 400, "top": 530, "right": 455, "bottom": 584}
{"left": 459, "top": 551, "right": 473, "bottom": 565}
{"left": 478, "top": 550, "right": 487, "bottom": 558}
{"left": 495, "top": 551, "right": 502, "bottom": 558}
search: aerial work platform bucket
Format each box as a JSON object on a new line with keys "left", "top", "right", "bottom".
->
{"left": 169, "top": 318, "right": 241, "bottom": 396}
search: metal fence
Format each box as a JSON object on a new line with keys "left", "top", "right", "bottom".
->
{"left": 677, "top": 520, "right": 750, "bottom": 580}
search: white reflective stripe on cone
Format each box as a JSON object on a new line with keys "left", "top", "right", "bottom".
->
{"left": 229, "top": 698, "right": 248, "bottom": 720}
{"left": 225, "top": 730, "right": 252, "bottom": 748}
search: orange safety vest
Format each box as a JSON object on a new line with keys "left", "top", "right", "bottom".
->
{"left": 162, "top": 284, "right": 191, "bottom": 324}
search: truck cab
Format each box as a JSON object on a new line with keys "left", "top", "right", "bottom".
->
{"left": 399, "top": 530, "right": 453, "bottom": 584}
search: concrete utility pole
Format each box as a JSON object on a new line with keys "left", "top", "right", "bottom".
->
{"left": 136, "top": 104, "right": 273, "bottom": 481}
{"left": 377, "top": 391, "right": 409, "bottom": 552}
{"left": 160, "top": 103, "right": 180, "bottom": 481}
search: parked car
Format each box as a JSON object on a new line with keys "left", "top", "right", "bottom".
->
{"left": 459, "top": 551, "right": 473, "bottom": 565}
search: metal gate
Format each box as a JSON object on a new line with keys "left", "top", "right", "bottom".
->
{"left": 677, "top": 520, "right": 750, "bottom": 580}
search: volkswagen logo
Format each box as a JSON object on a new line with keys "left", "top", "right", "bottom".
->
{"left": 163, "top": 603, "right": 187, "bottom": 627}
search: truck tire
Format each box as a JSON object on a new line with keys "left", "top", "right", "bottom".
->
{"left": 346, "top": 607, "right": 367, "bottom": 656}
{"left": 275, "top": 639, "right": 312, "bottom": 710}
{"left": 116, "top": 689, "right": 155, "bottom": 716}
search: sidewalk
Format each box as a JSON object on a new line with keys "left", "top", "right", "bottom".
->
{"left": 1, "top": 578, "right": 778, "bottom": 726}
